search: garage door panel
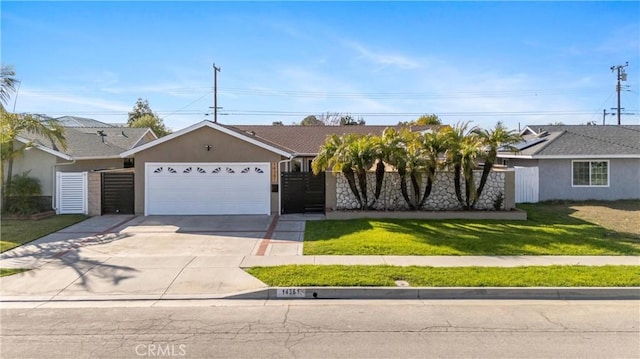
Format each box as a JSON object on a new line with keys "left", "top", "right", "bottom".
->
{"left": 146, "top": 163, "right": 270, "bottom": 215}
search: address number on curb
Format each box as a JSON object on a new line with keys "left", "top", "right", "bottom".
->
{"left": 277, "top": 288, "right": 306, "bottom": 298}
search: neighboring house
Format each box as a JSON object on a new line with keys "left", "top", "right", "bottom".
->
{"left": 7, "top": 117, "right": 157, "bottom": 214}
{"left": 120, "top": 121, "right": 441, "bottom": 216}
{"left": 498, "top": 125, "right": 640, "bottom": 202}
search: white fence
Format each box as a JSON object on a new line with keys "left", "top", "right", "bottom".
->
{"left": 514, "top": 166, "right": 539, "bottom": 203}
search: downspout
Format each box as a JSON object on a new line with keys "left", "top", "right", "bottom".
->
{"left": 278, "top": 156, "right": 294, "bottom": 215}
{"left": 52, "top": 159, "right": 76, "bottom": 212}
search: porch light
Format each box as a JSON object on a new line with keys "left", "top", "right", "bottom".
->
{"left": 204, "top": 144, "right": 212, "bottom": 151}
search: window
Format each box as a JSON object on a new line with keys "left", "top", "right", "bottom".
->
{"left": 572, "top": 160, "right": 608, "bottom": 187}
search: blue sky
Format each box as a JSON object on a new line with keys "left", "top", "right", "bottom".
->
{"left": 2, "top": 1, "right": 639, "bottom": 131}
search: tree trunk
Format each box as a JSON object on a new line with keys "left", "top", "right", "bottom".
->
{"left": 356, "top": 169, "right": 369, "bottom": 210}
{"left": 3, "top": 144, "right": 15, "bottom": 209}
{"left": 374, "top": 161, "right": 385, "bottom": 202}
{"left": 343, "top": 168, "right": 362, "bottom": 209}
{"left": 464, "top": 175, "right": 473, "bottom": 210}
{"left": 419, "top": 167, "right": 436, "bottom": 208}
{"left": 398, "top": 169, "right": 414, "bottom": 210}
{"left": 473, "top": 159, "right": 494, "bottom": 208}
{"left": 410, "top": 172, "right": 420, "bottom": 210}
{"left": 453, "top": 164, "right": 465, "bottom": 209}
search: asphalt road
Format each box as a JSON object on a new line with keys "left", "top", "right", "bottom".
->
{"left": 1, "top": 300, "right": 638, "bottom": 359}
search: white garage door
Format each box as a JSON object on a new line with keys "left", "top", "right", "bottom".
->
{"left": 146, "top": 162, "right": 270, "bottom": 215}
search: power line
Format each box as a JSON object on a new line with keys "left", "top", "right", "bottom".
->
{"left": 37, "top": 109, "right": 639, "bottom": 118}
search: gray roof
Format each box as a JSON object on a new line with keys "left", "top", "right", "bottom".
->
{"left": 227, "top": 124, "right": 442, "bottom": 155}
{"left": 499, "top": 125, "right": 640, "bottom": 157}
{"left": 21, "top": 127, "right": 151, "bottom": 159}
{"left": 53, "top": 116, "right": 115, "bottom": 128}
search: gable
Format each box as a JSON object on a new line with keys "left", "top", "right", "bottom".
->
{"left": 131, "top": 126, "right": 285, "bottom": 163}
{"left": 120, "top": 121, "right": 292, "bottom": 158}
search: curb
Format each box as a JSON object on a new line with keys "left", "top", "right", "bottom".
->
{"left": 227, "top": 287, "right": 640, "bottom": 300}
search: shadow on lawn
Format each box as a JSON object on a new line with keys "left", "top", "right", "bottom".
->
{"left": 305, "top": 203, "right": 640, "bottom": 255}
{"left": 0, "top": 232, "right": 139, "bottom": 291}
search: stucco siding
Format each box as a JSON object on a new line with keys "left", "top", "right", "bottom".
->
{"left": 539, "top": 158, "right": 640, "bottom": 201}
{"left": 133, "top": 126, "right": 285, "bottom": 214}
{"left": 5, "top": 143, "right": 57, "bottom": 196}
{"left": 56, "top": 158, "right": 125, "bottom": 172}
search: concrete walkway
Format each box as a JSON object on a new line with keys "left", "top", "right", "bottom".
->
{"left": 0, "top": 214, "right": 638, "bottom": 302}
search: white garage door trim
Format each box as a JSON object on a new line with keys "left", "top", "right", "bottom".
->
{"left": 145, "top": 162, "right": 271, "bottom": 216}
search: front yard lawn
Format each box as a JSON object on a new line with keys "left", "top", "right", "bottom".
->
{"left": 304, "top": 202, "right": 640, "bottom": 256}
{"left": 247, "top": 265, "right": 640, "bottom": 287}
{"left": 0, "top": 268, "right": 29, "bottom": 277}
{"left": 1, "top": 215, "right": 87, "bottom": 253}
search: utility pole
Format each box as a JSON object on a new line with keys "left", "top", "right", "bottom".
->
{"left": 602, "top": 109, "right": 608, "bottom": 125}
{"left": 610, "top": 62, "right": 628, "bottom": 125}
{"left": 213, "top": 63, "right": 221, "bottom": 123}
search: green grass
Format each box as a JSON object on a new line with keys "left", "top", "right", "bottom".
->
{"left": 247, "top": 265, "right": 640, "bottom": 287}
{"left": 1, "top": 215, "right": 87, "bottom": 252}
{"left": 0, "top": 268, "right": 29, "bottom": 277}
{"left": 304, "top": 204, "right": 640, "bottom": 256}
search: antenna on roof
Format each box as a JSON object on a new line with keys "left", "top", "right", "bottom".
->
{"left": 97, "top": 130, "right": 107, "bottom": 143}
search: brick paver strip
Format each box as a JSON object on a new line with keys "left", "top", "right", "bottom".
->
{"left": 255, "top": 216, "right": 280, "bottom": 256}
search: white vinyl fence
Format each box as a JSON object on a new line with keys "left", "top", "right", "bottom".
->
{"left": 56, "top": 172, "right": 88, "bottom": 214}
{"left": 514, "top": 166, "right": 539, "bottom": 203}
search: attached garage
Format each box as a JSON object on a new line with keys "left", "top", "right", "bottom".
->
{"left": 145, "top": 162, "right": 270, "bottom": 215}
{"left": 120, "top": 121, "right": 293, "bottom": 215}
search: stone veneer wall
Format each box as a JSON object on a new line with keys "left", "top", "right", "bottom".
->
{"left": 334, "top": 170, "right": 507, "bottom": 211}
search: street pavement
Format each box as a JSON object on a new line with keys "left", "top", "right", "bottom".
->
{"left": 0, "top": 214, "right": 638, "bottom": 302}
{"left": 1, "top": 300, "right": 639, "bottom": 358}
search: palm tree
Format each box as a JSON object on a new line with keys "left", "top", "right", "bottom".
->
{"left": 1, "top": 65, "right": 19, "bottom": 109}
{"left": 344, "top": 134, "right": 378, "bottom": 210}
{"left": 443, "top": 122, "right": 481, "bottom": 210}
{"left": 472, "top": 122, "right": 522, "bottom": 207}
{"left": 313, "top": 133, "right": 379, "bottom": 210}
{"left": 459, "top": 135, "right": 484, "bottom": 209}
{"left": 417, "top": 129, "right": 446, "bottom": 208}
{"left": 312, "top": 134, "right": 362, "bottom": 208}
{"left": 381, "top": 128, "right": 413, "bottom": 209}
{"left": 1, "top": 108, "right": 67, "bottom": 205}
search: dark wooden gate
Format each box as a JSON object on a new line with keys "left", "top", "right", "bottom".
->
{"left": 101, "top": 172, "right": 134, "bottom": 215}
{"left": 281, "top": 172, "right": 325, "bottom": 214}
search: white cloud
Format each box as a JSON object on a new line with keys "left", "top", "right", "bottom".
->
{"left": 342, "top": 40, "right": 422, "bottom": 70}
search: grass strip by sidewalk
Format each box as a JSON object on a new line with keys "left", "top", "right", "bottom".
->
{"left": 0, "top": 268, "right": 29, "bottom": 277}
{"left": 247, "top": 265, "right": 640, "bottom": 287}
{"left": 1, "top": 215, "right": 87, "bottom": 253}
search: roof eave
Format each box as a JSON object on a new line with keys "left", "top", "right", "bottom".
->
{"left": 15, "top": 136, "right": 73, "bottom": 160}
{"left": 498, "top": 153, "right": 640, "bottom": 159}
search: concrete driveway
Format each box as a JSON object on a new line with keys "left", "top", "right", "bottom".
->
{"left": 0, "top": 215, "right": 301, "bottom": 301}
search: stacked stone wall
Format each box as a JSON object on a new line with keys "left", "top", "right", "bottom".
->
{"left": 335, "top": 171, "right": 506, "bottom": 211}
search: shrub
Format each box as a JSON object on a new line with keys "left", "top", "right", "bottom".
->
{"left": 493, "top": 192, "right": 504, "bottom": 211}
{"left": 5, "top": 171, "right": 42, "bottom": 215}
